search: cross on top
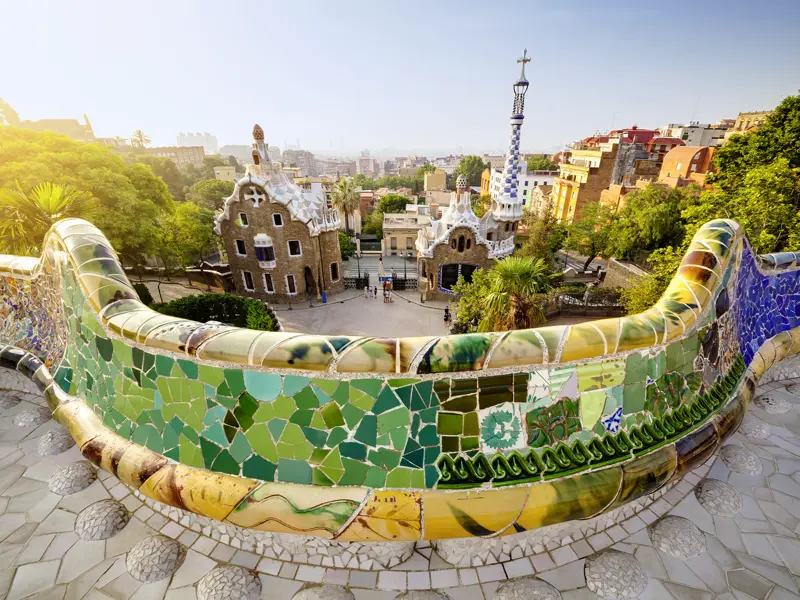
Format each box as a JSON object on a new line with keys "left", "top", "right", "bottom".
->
{"left": 517, "top": 48, "right": 530, "bottom": 80}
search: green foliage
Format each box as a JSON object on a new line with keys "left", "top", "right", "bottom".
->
{"left": 472, "top": 194, "right": 490, "bottom": 217}
{"left": 132, "top": 156, "right": 185, "bottom": 200}
{"left": 154, "top": 202, "right": 217, "bottom": 272}
{"left": 455, "top": 155, "right": 490, "bottom": 187}
{"left": 338, "top": 231, "right": 356, "bottom": 261}
{"left": 606, "top": 184, "right": 696, "bottom": 260}
{"left": 132, "top": 282, "right": 154, "bottom": 306}
{"left": 564, "top": 202, "right": 617, "bottom": 271}
{"left": 151, "top": 293, "right": 278, "bottom": 331}
{"left": 131, "top": 129, "right": 150, "bottom": 148}
{"left": 377, "top": 193, "right": 409, "bottom": 214}
{"left": 451, "top": 256, "right": 554, "bottom": 332}
{"left": 526, "top": 155, "right": 558, "bottom": 171}
{"left": 620, "top": 247, "right": 683, "bottom": 315}
{"left": 361, "top": 209, "right": 384, "bottom": 239}
{"left": 330, "top": 177, "right": 360, "bottom": 233}
{"left": 0, "top": 182, "right": 97, "bottom": 255}
{"left": 185, "top": 179, "right": 234, "bottom": 211}
{"left": 517, "top": 198, "right": 567, "bottom": 269}
{"left": 0, "top": 127, "right": 173, "bottom": 263}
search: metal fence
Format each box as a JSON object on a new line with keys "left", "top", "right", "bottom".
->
{"left": 391, "top": 277, "right": 417, "bottom": 291}
{"left": 344, "top": 275, "right": 370, "bottom": 290}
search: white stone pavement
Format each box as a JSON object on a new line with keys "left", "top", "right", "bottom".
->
{"left": 4, "top": 362, "right": 800, "bottom": 599}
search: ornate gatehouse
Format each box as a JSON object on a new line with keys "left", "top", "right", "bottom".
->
{"left": 215, "top": 125, "right": 344, "bottom": 303}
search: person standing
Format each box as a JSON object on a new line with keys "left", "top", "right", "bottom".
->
{"left": 364, "top": 285, "right": 369, "bottom": 298}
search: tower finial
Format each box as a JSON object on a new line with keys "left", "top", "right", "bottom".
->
{"left": 517, "top": 48, "right": 531, "bottom": 81}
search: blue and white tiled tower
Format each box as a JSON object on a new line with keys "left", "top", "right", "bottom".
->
{"left": 492, "top": 49, "right": 531, "bottom": 224}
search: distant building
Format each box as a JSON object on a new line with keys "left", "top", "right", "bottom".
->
{"left": 219, "top": 145, "right": 254, "bottom": 165}
{"left": 144, "top": 146, "right": 205, "bottom": 168}
{"left": 423, "top": 169, "right": 447, "bottom": 191}
{"left": 383, "top": 159, "right": 397, "bottom": 176}
{"left": 19, "top": 114, "right": 95, "bottom": 142}
{"left": 0, "top": 98, "right": 20, "bottom": 126}
{"left": 645, "top": 137, "right": 685, "bottom": 164}
{"left": 216, "top": 124, "right": 343, "bottom": 303}
{"left": 282, "top": 149, "right": 317, "bottom": 177}
{"left": 488, "top": 165, "right": 557, "bottom": 208}
{"left": 382, "top": 212, "right": 431, "bottom": 257}
{"left": 177, "top": 132, "right": 218, "bottom": 154}
{"left": 95, "top": 137, "right": 131, "bottom": 148}
{"left": 356, "top": 157, "right": 380, "bottom": 177}
{"left": 724, "top": 111, "right": 772, "bottom": 140}
{"left": 398, "top": 166, "right": 418, "bottom": 178}
{"left": 482, "top": 154, "right": 506, "bottom": 169}
{"left": 526, "top": 185, "right": 553, "bottom": 216}
{"left": 214, "top": 166, "right": 237, "bottom": 182}
{"left": 661, "top": 122, "right": 730, "bottom": 147}
{"left": 657, "top": 146, "right": 716, "bottom": 188}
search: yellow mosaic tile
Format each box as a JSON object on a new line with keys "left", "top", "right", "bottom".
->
{"left": 337, "top": 490, "right": 422, "bottom": 542}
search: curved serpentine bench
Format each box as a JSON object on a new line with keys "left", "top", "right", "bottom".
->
{"left": 1, "top": 217, "right": 799, "bottom": 543}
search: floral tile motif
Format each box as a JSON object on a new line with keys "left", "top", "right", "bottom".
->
{"left": 478, "top": 403, "right": 526, "bottom": 453}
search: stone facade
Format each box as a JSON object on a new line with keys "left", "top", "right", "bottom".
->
{"left": 217, "top": 125, "right": 344, "bottom": 303}
{"left": 221, "top": 200, "right": 343, "bottom": 303}
{"left": 419, "top": 225, "right": 495, "bottom": 301}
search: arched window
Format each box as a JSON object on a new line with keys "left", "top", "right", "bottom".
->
{"left": 466, "top": 238, "right": 472, "bottom": 250}
{"left": 457, "top": 235, "right": 465, "bottom": 252}
{"left": 450, "top": 239, "right": 457, "bottom": 249}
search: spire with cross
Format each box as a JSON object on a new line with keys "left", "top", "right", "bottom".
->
{"left": 517, "top": 48, "right": 531, "bottom": 82}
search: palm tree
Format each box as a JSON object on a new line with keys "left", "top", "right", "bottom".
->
{"left": 330, "top": 177, "right": 361, "bottom": 235}
{"left": 480, "top": 256, "right": 554, "bottom": 331}
{"left": 131, "top": 130, "right": 151, "bottom": 148}
{"left": 0, "top": 183, "right": 96, "bottom": 255}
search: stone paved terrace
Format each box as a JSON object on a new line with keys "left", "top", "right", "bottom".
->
{"left": 3, "top": 361, "right": 800, "bottom": 600}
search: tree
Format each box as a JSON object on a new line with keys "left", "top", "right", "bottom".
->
{"left": 132, "top": 155, "right": 185, "bottom": 200}
{"left": 415, "top": 164, "right": 436, "bottom": 179}
{"left": 526, "top": 155, "right": 559, "bottom": 171}
{"left": 377, "top": 193, "right": 409, "bottom": 214}
{"left": 0, "top": 182, "right": 96, "bottom": 255}
{"left": 171, "top": 202, "right": 217, "bottom": 268}
{"left": 606, "top": 184, "right": 695, "bottom": 261}
{"left": 338, "top": 231, "right": 356, "bottom": 261}
{"left": 620, "top": 247, "right": 683, "bottom": 315}
{"left": 0, "top": 127, "right": 173, "bottom": 263}
{"left": 152, "top": 293, "right": 278, "bottom": 331}
{"left": 517, "top": 198, "right": 566, "bottom": 269}
{"left": 131, "top": 130, "right": 151, "bottom": 148}
{"left": 472, "top": 194, "right": 491, "bottom": 217}
{"left": 185, "top": 179, "right": 235, "bottom": 211}
{"left": 227, "top": 155, "right": 240, "bottom": 171}
{"left": 455, "top": 155, "right": 490, "bottom": 187}
{"left": 564, "top": 202, "right": 617, "bottom": 271}
{"left": 361, "top": 209, "right": 384, "bottom": 239}
{"left": 330, "top": 177, "right": 360, "bottom": 234}
{"left": 452, "top": 256, "right": 554, "bottom": 332}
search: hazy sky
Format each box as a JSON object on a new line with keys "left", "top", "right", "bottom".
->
{"left": 2, "top": 0, "right": 799, "bottom": 156}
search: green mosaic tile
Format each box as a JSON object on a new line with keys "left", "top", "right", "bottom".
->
{"left": 272, "top": 395, "right": 296, "bottom": 419}
{"left": 243, "top": 371, "right": 282, "bottom": 401}
{"left": 199, "top": 364, "right": 225, "bottom": 386}
{"left": 320, "top": 402, "right": 345, "bottom": 428}
{"left": 349, "top": 390, "right": 375, "bottom": 412}
{"left": 267, "top": 419, "right": 286, "bottom": 442}
{"left": 178, "top": 359, "right": 198, "bottom": 379}
{"left": 377, "top": 407, "right": 409, "bottom": 435}
{"left": 294, "top": 386, "right": 319, "bottom": 409}
{"left": 461, "top": 436, "right": 479, "bottom": 451}
{"left": 442, "top": 395, "right": 477, "bottom": 412}
{"left": 242, "top": 455, "right": 276, "bottom": 481}
{"left": 437, "top": 412, "right": 463, "bottom": 435}
{"left": 289, "top": 409, "right": 313, "bottom": 427}
{"left": 224, "top": 369, "right": 245, "bottom": 396}
{"left": 352, "top": 378, "right": 382, "bottom": 397}
{"left": 464, "top": 412, "right": 479, "bottom": 436}
{"left": 364, "top": 467, "right": 387, "bottom": 487}
{"left": 353, "top": 414, "right": 377, "bottom": 446}
{"left": 278, "top": 458, "right": 312, "bottom": 484}
{"left": 245, "top": 423, "right": 279, "bottom": 462}
{"left": 155, "top": 355, "right": 174, "bottom": 377}
{"left": 301, "top": 427, "right": 328, "bottom": 448}
{"left": 625, "top": 352, "right": 647, "bottom": 385}
{"left": 623, "top": 382, "right": 646, "bottom": 414}
{"left": 211, "top": 449, "right": 240, "bottom": 475}
{"left": 372, "top": 386, "right": 401, "bottom": 414}
{"left": 340, "top": 458, "right": 369, "bottom": 485}
{"left": 202, "top": 422, "right": 229, "bottom": 447}
{"left": 283, "top": 375, "right": 310, "bottom": 396}
{"left": 340, "top": 442, "right": 367, "bottom": 460}
{"left": 229, "top": 431, "right": 252, "bottom": 463}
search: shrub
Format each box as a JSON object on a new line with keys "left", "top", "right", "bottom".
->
{"left": 133, "top": 282, "right": 154, "bottom": 306}
{"left": 151, "top": 293, "right": 278, "bottom": 331}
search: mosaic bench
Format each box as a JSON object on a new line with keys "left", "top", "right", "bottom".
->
{"left": 1, "top": 218, "right": 800, "bottom": 550}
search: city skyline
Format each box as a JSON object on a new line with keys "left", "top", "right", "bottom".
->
{"left": 2, "top": 0, "right": 799, "bottom": 156}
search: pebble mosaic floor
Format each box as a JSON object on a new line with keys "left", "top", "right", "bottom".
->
{"left": 5, "top": 366, "right": 800, "bottom": 599}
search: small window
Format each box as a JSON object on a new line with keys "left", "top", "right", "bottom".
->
{"left": 466, "top": 238, "right": 471, "bottom": 249}
{"left": 391, "top": 238, "right": 397, "bottom": 250}
{"left": 273, "top": 213, "right": 283, "bottom": 227}
{"left": 457, "top": 235, "right": 465, "bottom": 252}
{"left": 406, "top": 237, "right": 414, "bottom": 250}
{"left": 263, "top": 273, "right": 274, "bottom": 293}
{"left": 505, "top": 223, "right": 510, "bottom": 232}
{"left": 235, "top": 239, "right": 247, "bottom": 256}
{"left": 330, "top": 263, "right": 339, "bottom": 281}
{"left": 238, "top": 213, "right": 249, "bottom": 227}
{"left": 450, "top": 239, "right": 457, "bottom": 249}
{"left": 286, "top": 274, "right": 297, "bottom": 295}
{"left": 255, "top": 246, "right": 275, "bottom": 262}
{"left": 242, "top": 271, "right": 255, "bottom": 291}
{"left": 288, "top": 240, "right": 302, "bottom": 256}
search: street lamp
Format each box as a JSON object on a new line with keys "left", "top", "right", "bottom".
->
{"left": 356, "top": 251, "right": 362, "bottom": 280}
